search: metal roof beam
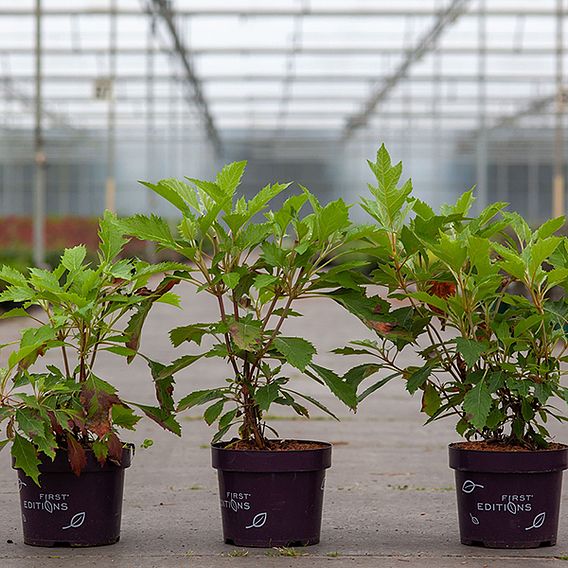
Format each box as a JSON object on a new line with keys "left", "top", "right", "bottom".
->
{"left": 0, "top": 7, "right": 562, "bottom": 17}
{"left": 489, "top": 93, "right": 558, "bottom": 130}
{"left": 1, "top": 73, "right": 559, "bottom": 83}
{"left": 0, "top": 46, "right": 562, "bottom": 56}
{"left": 37, "top": 110, "right": 554, "bottom": 120}
{"left": 459, "top": 92, "right": 561, "bottom": 139}
{"left": 11, "top": 94, "right": 545, "bottom": 104}
{"left": 343, "top": 0, "right": 470, "bottom": 139}
{"left": 149, "top": 0, "right": 220, "bottom": 149}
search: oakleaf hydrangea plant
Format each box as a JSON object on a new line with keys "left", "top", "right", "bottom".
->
{"left": 334, "top": 144, "right": 568, "bottom": 449}
{"left": 0, "top": 212, "right": 183, "bottom": 483}
{"left": 122, "top": 162, "right": 368, "bottom": 449}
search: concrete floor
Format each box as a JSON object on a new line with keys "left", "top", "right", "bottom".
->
{"left": 0, "top": 286, "right": 567, "bottom": 567}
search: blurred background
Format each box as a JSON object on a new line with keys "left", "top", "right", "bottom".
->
{"left": 0, "top": 0, "right": 566, "bottom": 267}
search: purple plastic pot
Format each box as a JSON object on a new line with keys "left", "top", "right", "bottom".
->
{"left": 211, "top": 440, "right": 332, "bottom": 548}
{"left": 13, "top": 446, "right": 132, "bottom": 547}
{"left": 449, "top": 442, "right": 568, "bottom": 548}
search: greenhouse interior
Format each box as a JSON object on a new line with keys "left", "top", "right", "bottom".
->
{"left": 0, "top": 1, "right": 568, "bottom": 567}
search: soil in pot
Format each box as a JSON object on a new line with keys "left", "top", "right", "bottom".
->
{"left": 449, "top": 441, "right": 568, "bottom": 549}
{"left": 14, "top": 446, "right": 132, "bottom": 547}
{"left": 212, "top": 439, "right": 332, "bottom": 548}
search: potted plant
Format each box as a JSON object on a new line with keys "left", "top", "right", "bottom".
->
{"left": 0, "top": 212, "right": 183, "bottom": 547}
{"left": 332, "top": 144, "right": 568, "bottom": 548}
{"left": 121, "top": 163, "right": 364, "bottom": 547}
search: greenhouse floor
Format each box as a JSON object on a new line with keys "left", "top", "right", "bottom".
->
{"left": 0, "top": 286, "right": 567, "bottom": 567}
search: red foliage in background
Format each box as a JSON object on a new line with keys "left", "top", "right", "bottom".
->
{"left": 0, "top": 216, "right": 99, "bottom": 250}
{"left": 0, "top": 216, "right": 146, "bottom": 255}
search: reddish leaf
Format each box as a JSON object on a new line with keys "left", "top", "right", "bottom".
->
{"left": 135, "top": 277, "right": 180, "bottom": 299}
{"left": 134, "top": 286, "right": 152, "bottom": 297}
{"left": 156, "top": 278, "right": 180, "bottom": 295}
{"left": 428, "top": 281, "right": 457, "bottom": 299}
{"left": 107, "top": 432, "right": 123, "bottom": 463}
{"left": 457, "top": 354, "right": 467, "bottom": 379}
{"left": 368, "top": 321, "right": 396, "bottom": 334}
{"left": 427, "top": 281, "right": 456, "bottom": 318}
{"left": 68, "top": 414, "right": 87, "bottom": 435}
{"left": 6, "top": 418, "right": 14, "bottom": 440}
{"left": 373, "top": 303, "right": 385, "bottom": 314}
{"left": 66, "top": 435, "right": 87, "bottom": 477}
{"left": 80, "top": 383, "right": 121, "bottom": 438}
{"left": 47, "top": 411, "right": 64, "bottom": 436}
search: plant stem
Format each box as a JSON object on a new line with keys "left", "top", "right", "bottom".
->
{"left": 215, "top": 293, "right": 241, "bottom": 378}
{"left": 61, "top": 343, "right": 71, "bottom": 378}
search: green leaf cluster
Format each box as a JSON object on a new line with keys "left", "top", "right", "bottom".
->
{"left": 122, "top": 163, "right": 366, "bottom": 448}
{"left": 333, "top": 144, "right": 568, "bottom": 449}
{"left": 0, "top": 212, "right": 181, "bottom": 483}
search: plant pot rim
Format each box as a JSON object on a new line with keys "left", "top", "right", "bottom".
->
{"left": 12, "top": 443, "right": 134, "bottom": 474}
{"left": 211, "top": 439, "right": 332, "bottom": 472}
{"left": 448, "top": 442, "right": 568, "bottom": 474}
{"left": 449, "top": 441, "right": 568, "bottom": 451}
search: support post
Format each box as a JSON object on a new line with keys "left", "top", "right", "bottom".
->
{"left": 145, "top": 8, "right": 156, "bottom": 259}
{"left": 105, "top": 0, "right": 117, "bottom": 212}
{"left": 151, "top": 0, "right": 220, "bottom": 152}
{"left": 553, "top": 0, "right": 565, "bottom": 218}
{"left": 432, "top": 3, "right": 442, "bottom": 192}
{"left": 146, "top": 10, "right": 155, "bottom": 198}
{"left": 33, "top": 0, "right": 46, "bottom": 267}
{"left": 476, "top": 0, "right": 488, "bottom": 210}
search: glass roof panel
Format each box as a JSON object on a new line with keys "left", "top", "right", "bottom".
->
{"left": 0, "top": 0, "right": 564, "bottom": 145}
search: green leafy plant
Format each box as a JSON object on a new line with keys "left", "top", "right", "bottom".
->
{"left": 334, "top": 144, "right": 568, "bottom": 449}
{"left": 121, "top": 162, "right": 366, "bottom": 449}
{"left": 0, "top": 212, "right": 183, "bottom": 483}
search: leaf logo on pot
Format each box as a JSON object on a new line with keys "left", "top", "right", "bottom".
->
{"left": 525, "top": 512, "right": 546, "bottom": 531}
{"left": 245, "top": 512, "right": 267, "bottom": 529}
{"left": 506, "top": 502, "right": 518, "bottom": 515}
{"left": 461, "top": 480, "right": 484, "bottom": 494}
{"left": 17, "top": 479, "right": 26, "bottom": 491}
{"left": 44, "top": 500, "right": 54, "bottom": 514}
{"left": 469, "top": 513, "right": 479, "bottom": 525}
{"left": 62, "top": 512, "right": 86, "bottom": 530}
